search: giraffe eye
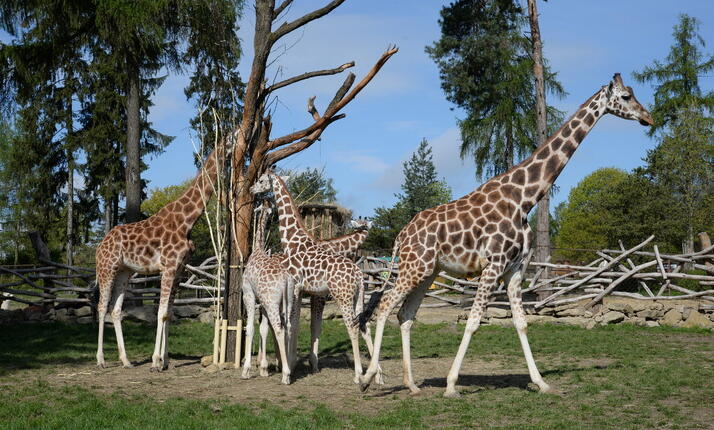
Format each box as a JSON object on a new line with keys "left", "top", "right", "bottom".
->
{"left": 622, "top": 95, "right": 631, "bottom": 101}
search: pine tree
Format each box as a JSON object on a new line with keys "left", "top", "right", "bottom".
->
{"left": 366, "top": 139, "right": 452, "bottom": 251}
{"left": 426, "top": 0, "right": 566, "bottom": 178}
{"left": 634, "top": 14, "right": 714, "bottom": 137}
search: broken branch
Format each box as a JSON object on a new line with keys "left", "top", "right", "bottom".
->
{"left": 267, "top": 61, "right": 354, "bottom": 93}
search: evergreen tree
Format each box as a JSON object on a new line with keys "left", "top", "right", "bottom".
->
{"left": 426, "top": 0, "right": 566, "bottom": 178}
{"left": 634, "top": 14, "right": 714, "bottom": 137}
{"left": 366, "top": 139, "right": 452, "bottom": 251}
{"left": 183, "top": 0, "right": 244, "bottom": 163}
{"left": 285, "top": 167, "right": 338, "bottom": 204}
{"left": 643, "top": 104, "right": 714, "bottom": 253}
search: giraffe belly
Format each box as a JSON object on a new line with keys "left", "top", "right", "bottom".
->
{"left": 302, "top": 281, "right": 330, "bottom": 296}
{"left": 123, "top": 253, "right": 161, "bottom": 275}
{"left": 437, "top": 254, "right": 488, "bottom": 278}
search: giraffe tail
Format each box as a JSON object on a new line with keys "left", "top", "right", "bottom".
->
{"left": 355, "top": 236, "right": 401, "bottom": 331}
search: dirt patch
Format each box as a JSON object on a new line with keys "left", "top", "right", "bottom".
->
{"left": 27, "top": 353, "right": 564, "bottom": 413}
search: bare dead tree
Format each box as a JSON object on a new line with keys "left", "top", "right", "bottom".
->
{"left": 224, "top": 0, "right": 398, "bottom": 360}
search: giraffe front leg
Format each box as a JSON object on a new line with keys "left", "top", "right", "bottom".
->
{"left": 96, "top": 273, "right": 113, "bottom": 369}
{"left": 111, "top": 271, "right": 133, "bottom": 368}
{"left": 444, "top": 266, "right": 500, "bottom": 398}
{"left": 506, "top": 271, "right": 551, "bottom": 393}
{"left": 151, "top": 269, "right": 176, "bottom": 372}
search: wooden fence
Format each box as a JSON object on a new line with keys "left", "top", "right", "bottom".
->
{"left": 357, "top": 235, "right": 714, "bottom": 311}
{"left": 2, "top": 234, "right": 713, "bottom": 314}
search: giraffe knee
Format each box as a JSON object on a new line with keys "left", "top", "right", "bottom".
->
{"left": 111, "top": 308, "right": 122, "bottom": 320}
{"left": 513, "top": 314, "right": 527, "bottom": 331}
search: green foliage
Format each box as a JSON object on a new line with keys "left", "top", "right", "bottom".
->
{"left": 643, "top": 104, "right": 714, "bottom": 246}
{"left": 427, "top": 0, "right": 566, "bottom": 178}
{"left": 633, "top": 14, "right": 714, "bottom": 137}
{"left": 553, "top": 168, "right": 629, "bottom": 261}
{"left": 365, "top": 140, "right": 451, "bottom": 251}
{"left": 0, "top": 0, "right": 244, "bottom": 256}
{"left": 285, "top": 167, "right": 338, "bottom": 204}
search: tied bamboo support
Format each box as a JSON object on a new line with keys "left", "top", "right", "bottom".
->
{"left": 212, "top": 317, "right": 243, "bottom": 368}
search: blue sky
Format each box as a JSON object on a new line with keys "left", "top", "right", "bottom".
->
{"left": 9, "top": 1, "right": 714, "bottom": 218}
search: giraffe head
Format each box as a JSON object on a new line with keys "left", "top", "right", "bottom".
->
{"left": 604, "top": 73, "right": 653, "bottom": 126}
{"left": 249, "top": 171, "right": 289, "bottom": 195}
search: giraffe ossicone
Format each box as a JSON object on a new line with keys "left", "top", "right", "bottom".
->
{"left": 356, "top": 73, "right": 653, "bottom": 397}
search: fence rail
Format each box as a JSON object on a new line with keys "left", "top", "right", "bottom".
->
{"left": 2, "top": 234, "right": 713, "bottom": 316}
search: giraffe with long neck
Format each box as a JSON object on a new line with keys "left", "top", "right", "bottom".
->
{"left": 95, "top": 143, "right": 225, "bottom": 371}
{"left": 242, "top": 205, "right": 371, "bottom": 382}
{"left": 358, "top": 74, "right": 653, "bottom": 397}
{"left": 250, "top": 172, "right": 382, "bottom": 384}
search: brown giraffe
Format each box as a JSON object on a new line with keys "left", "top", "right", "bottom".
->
{"left": 242, "top": 202, "right": 371, "bottom": 382}
{"left": 95, "top": 143, "right": 225, "bottom": 371}
{"left": 358, "top": 74, "right": 653, "bottom": 397}
{"left": 250, "top": 171, "right": 381, "bottom": 384}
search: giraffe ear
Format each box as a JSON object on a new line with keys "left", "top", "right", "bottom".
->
{"left": 606, "top": 81, "right": 613, "bottom": 98}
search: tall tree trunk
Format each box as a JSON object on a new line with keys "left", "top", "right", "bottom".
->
{"left": 225, "top": 178, "right": 253, "bottom": 362}
{"left": 125, "top": 65, "right": 142, "bottom": 223}
{"left": 66, "top": 113, "right": 74, "bottom": 267}
{"left": 528, "top": 0, "right": 551, "bottom": 267}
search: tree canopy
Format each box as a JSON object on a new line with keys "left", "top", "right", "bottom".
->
{"left": 427, "top": 0, "right": 566, "bottom": 179}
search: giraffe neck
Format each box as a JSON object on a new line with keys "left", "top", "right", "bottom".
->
{"left": 252, "top": 206, "right": 270, "bottom": 254}
{"left": 155, "top": 147, "right": 220, "bottom": 233}
{"left": 318, "top": 229, "right": 368, "bottom": 255}
{"left": 500, "top": 86, "right": 608, "bottom": 214}
{"left": 270, "top": 173, "right": 314, "bottom": 251}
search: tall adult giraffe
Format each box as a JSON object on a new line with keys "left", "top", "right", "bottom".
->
{"left": 358, "top": 74, "right": 653, "bottom": 397}
{"left": 95, "top": 141, "right": 227, "bottom": 371}
{"left": 250, "top": 171, "right": 381, "bottom": 384}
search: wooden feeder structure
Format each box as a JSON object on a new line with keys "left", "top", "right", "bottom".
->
{"left": 299, "top": 202, "right": 352, "bottom": 240}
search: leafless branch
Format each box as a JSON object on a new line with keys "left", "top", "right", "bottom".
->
{"left": 267, "top": 46, "right": 398, "bottom": 151}
{"left": 273, "top": 0, "right": 293, "bottom": 18}
{"left": 266, "top": 61, "right": 354, "bottom": 93}
{"left": 271, "top": 0, "right": 347, "bottom": 42}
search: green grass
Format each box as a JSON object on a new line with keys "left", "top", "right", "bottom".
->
{"left": 1, "top": 320, "right": 712, "bottom": 429}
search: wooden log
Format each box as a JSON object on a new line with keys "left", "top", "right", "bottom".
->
{"left": 0, "top": 287, "right": 54, "bottom": 299}
{"left": 536, "top": 235, "right": 655, "bottom": 307}
{"left": 585, "top": 260, "right": 658, "bottom": 308}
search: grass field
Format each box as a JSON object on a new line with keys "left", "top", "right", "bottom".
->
{"left": 0, "top": 319, "right": 712, "bottom": 429}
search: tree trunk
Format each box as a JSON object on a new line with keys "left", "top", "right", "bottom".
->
{"left": 528, "top": 0, "right": 551, "bottom": 267}
{"left": 225, "top": 180, "right": 253, "bottom": 362}
{"left": 66, "top": 151, "right": 74, "bottom": 267}
{"left": 125, "top": 65, "right": 142, "bottom": 223}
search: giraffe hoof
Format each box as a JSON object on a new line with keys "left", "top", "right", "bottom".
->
{"left": 241, "top": 370, "right": 251, "bottom": 379}
{"left": 443, "top": 390, "right": 461, "bottom": 399}
{"left": 122, "top": 363, "right": 134, "bottom": 369}
{"left": 281, "top": 375, "right": 291, "bottom": 385}
{"left": 408, "top": 386, "right": 422, "bottom": 396}
{"left": 150, "top": 366, "right": 161, "bottom": 373}
{"left": 359, "top": 380, "right": 370, "bottom": 392}
{"left": 97, "top": 362, "right": 107, "bottom": 369}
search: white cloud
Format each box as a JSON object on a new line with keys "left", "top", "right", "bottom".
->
{"left": 331, "top": 150, "right": 390, "bottom": 173}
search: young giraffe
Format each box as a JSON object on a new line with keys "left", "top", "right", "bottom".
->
{"left": 358, "top": 74, "right": 653, "bottom": 397}
{"left": 249, "top": 171, "right": 380, "bottom": 384}
{"left": 95, "top": 143, "right": 225, "bottom": 371}
{"left": 242, "top": 204, "right": 370, "bottom": 382}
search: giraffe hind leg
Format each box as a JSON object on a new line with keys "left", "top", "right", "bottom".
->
{"left": 396, "top": 273, "right": 435, "bottom": 394}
